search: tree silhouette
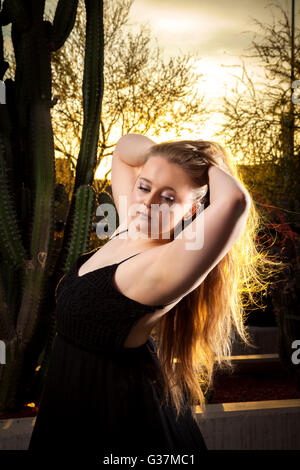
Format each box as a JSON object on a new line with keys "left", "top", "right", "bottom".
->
{"left": 216, "top": 1, "right": 300, "bottom": 229}
{"left": 48, "top": 0, "right": 207, "bottom": 195}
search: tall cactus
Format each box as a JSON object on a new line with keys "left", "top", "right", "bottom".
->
{"left": 0, "top": 0, "right": 104, "bottom": 413}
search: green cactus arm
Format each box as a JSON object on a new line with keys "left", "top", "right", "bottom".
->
{"left": 64, "top": 184, "right": 96, "bottom": 271}
{"left": 57, "top": 0, "right": 103, "bottom": 272}
{"left": 0, "top": 1, "right": 11, "bottom": 27}
{"left": 15, "top": 100, "right": 56, "bottom": 344}
{"left": 50, "top": 0, "right": 79, "bottom": 51}
{"left": 16, "top": 269, "right": 46, "bottom": 345}
{"left": 73, "top": 0, "right": 104, "bottom": 188}
{"left": 12, "top": 27, "right": 34, "bottom": 130}
{"left": 0, "top": 0, "right": 30, "bottom": 30}
{"left": 0, "top": 272, "right": 15, "bottom": 340}
{"left": 0, "top": 134, "right": 27, "bottom": 268}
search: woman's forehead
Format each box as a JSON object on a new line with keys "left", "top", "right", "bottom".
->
{"left": 141, "top": 157, "right": 195, "bottom": 189}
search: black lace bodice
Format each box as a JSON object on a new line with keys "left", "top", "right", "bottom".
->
{"left": 54, "top": 249, "right": 167, "bottom": 356}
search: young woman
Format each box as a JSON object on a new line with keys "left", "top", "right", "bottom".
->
{"left": 28, "top": 134, "right": 276, "bottom": 457}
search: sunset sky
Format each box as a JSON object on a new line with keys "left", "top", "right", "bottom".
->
{"left": 127, "top": 0, "right": 292, "bottom": 128}
{"left": 2, "top": 0, "right": 296, "bottom": 178}
{"left": 97, "top": 0, "right": 294, "bottom": 178}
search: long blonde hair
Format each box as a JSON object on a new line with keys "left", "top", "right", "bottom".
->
{"left": 142, "top": 139, "right": 287, "bottom": 422}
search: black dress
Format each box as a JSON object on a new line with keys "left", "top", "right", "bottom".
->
{"left": 28, "top": 248, "right": 207, "bottom": 457}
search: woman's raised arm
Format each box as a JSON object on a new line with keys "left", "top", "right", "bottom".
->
{"left": 146, "top": 165, "right": 251, "bottom": 305}
{"left": 111, "top": 134, "right": 155, "bottom": 219}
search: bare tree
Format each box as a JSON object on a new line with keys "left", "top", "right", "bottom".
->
{"left": 47, "top": 0, "right": 207, "bottom": 196}
{"left": 216, "top": 1, "right": 300, "bottom": 224}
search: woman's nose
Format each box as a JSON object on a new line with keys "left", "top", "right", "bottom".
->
{"left": 144, "top": 198, "right": 152, "bottom": 208}
{"left": 141, "top": 195, "right": 157, "bottom": 214}
{"left": 143, "top": 193, "right": 154, "bottom": 208}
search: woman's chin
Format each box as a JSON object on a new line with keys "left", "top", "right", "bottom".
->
{"left": 128, "top": 214, "right": 173, "bottom": 240}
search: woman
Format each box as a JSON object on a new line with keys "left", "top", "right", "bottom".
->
{"left": 28, "top": 134, "right": 278, "bottom": 457}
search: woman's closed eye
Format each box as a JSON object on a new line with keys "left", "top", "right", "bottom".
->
{"left": 137, "top": 185, "right": 175, "bottom": 203}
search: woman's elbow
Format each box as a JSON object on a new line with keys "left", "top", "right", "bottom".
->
{"left": 234, "top": 189, "right": 252, "bottom": 211}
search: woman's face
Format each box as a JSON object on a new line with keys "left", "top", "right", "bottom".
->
{"left": 127, "top": 156, "right": 199, "bottom": 240}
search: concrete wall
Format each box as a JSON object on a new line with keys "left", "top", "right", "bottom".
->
{"left": 1, "top": 399, "right": 300, "bottom": 451}
{"left": 197, "top": 399, "right": 300, "bottom": 450}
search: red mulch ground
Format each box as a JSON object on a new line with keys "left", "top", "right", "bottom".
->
{"left": 0, "top": 405, "right": 39, "bottom": 419}
{"left": 209, "top": 371, "right": 300, "bottom": 403}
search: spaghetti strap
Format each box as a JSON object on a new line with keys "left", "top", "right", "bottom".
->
{"left": 117, "top": 252, "right": 142, "bottom": 265}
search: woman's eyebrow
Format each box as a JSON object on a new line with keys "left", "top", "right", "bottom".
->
{"left": 139, "top": 177, "right": 176, "bottom": 192}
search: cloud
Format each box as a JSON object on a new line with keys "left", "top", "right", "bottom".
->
{"left": 129, "top": 0, "right": 291, "bottom": 57}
